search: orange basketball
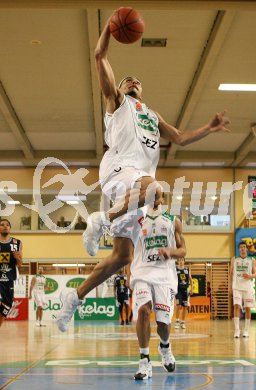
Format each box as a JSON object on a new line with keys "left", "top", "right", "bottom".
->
{"left": 109, "top": 7, "right": 145, "bottom": 44}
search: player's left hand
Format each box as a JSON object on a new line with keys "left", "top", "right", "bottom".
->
{"left": 209, "top": 110, "right": 231, "bottom": 133}
{"left": 158, "top": 248, "right": 170, "bottom": 260}
{"left": 242, "top": 273, "right": 252, "bottom": 280}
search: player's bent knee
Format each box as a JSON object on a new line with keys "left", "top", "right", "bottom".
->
{"left": 143, "top": 180, "right": 162, "bottom": 206}
{"left": 138, "top": 304, "right": 151, "bottom": 319}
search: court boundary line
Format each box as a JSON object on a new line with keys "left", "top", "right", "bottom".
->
{"left": 0, "top": 345, "right": 58, "bottom": 390}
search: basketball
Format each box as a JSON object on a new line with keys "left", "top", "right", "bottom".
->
{"left": 109, "top": 7, "right": 145, "bottom": 44}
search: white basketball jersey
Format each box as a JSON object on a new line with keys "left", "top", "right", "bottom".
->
{"left": 35, "top": 274, "right": 46, "bottom": 292}
{"left": 130, "top": 212, "right": 178, "bottom": 292}
{"left": 232, "top": 256, "right": 254, "bottom": 291}
{"left": 99, "top": 95, "right": 160, "bottom": 185}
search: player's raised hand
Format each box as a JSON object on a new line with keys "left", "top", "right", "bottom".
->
{"left": 209, "top": 110, "right": 231, "bottom": 133}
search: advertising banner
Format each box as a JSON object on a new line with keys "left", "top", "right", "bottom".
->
{"left": 14, "top": 275, "right": 26, "bottom": 298}
{"left": 186, "top": 297, "right": 210, "bottom": 320}
{"left": 74, "top": 298, "right": 119, "bottom": 321}
{"left": 235, "top": 228, "right": 256, "bottom": 257}
{"left": 28, "top": 275, "right": 96, "bottom": 321}
{"left": 6, "top": 298, "right": 28, "bottom": 321}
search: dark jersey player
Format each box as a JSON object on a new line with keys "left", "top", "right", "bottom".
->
{"left": 114, "top": 268, "right": 130, "bottom": 325}
{"left": 0, "top": 219, "right": 22, "bottom": 327}
{"left": 175, "top": 257, "right": 193, "bottom": 329}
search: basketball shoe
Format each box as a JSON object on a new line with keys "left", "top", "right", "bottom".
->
{"left": 175, "top": 320, "right": 180, "bottom": 329}
{"left": 242, "top": 329, "right": 249, "bottom": 338}
{"left": 181, "top": 321, "right": 186, "bottom": 329}
{"left": 56, "top": 288, "right": 83, "bottom": 332}
{"left": 234, "top": 330, "right": 240, "bottom": 338}
{"left": 134, "top": 358, "right": 152, "bottom": 380}
{"left": 158, "top": 345, "right": 176, "bottom": 372}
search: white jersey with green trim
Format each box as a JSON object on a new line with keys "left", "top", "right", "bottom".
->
{"left": 35, "top": 274, "right": 46, "bottom": 293}
{"left": 99, "top": 95, "right": 160, "bottom": 185}
{"left": 232, "top": 256, "right": 254, "bottom": 291}
{"left": 130, "top": 212, "right": 178, "bottom": 291}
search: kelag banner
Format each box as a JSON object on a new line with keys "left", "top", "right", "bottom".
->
{"left": 75, "top": 298, "right": 119, "bottom": 321}
{"left": 29, "top": 275, "right": 96, "bottom": 321}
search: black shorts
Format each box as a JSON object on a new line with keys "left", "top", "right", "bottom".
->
{"left": 117, "top": 293, "right": 129, "bottom": 304}
{"left": 0, "top": 281, "right": 14, "bottom": 317}
{"left": 175, "top": 288, "right": 189, "bottom": 307}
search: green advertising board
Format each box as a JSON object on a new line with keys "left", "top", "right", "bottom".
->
{"left": 75, "top": 298, "right": 118, "bottom": 321}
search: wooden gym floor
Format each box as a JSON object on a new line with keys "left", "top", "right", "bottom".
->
{"left": 0, "top": 319, "right": 256, "bottom": 389}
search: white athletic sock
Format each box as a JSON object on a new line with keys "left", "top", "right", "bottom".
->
{"left": 234, "top": 317, "right": 240, "bottom": 331}
{"left": 140, "top": 347, "right": 149, "bottom": 356}
{"left": 244, "top": 318, "right": 250, "bottom": 331}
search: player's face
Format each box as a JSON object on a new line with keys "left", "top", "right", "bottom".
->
{"left": 39, "top": 267, "right": 43, "bottom": 274}
{"left": 0, "top": 220, "right": 11, "bottom": 236}
{"left": 121, "top": 77, "right": 142, "bottom": 99}
{"left": 178, "top": 258, "right": 185, "bottom": 268}
{"left": 239, "top": 244, "right": 247, "bottom": 257}
{"left": 153, "top": 193, "right": 164, "bottom": 209}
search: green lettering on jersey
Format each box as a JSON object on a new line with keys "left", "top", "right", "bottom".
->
{"left": 145, "top": 235, "right": 168, "bottom": 250}
{"left": 236, "top": 265, "right": 248, "bottom": 271}
{"left": 137, "top": 113, "right": 158, "bottom": 133}
{"left": 162, "top": 212, "right": 175, "bottom": 222}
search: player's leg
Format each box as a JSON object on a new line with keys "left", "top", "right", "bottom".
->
{"left": 175, "top": 293, "right": 181, "bottom": 328}
{"left": 108, "top": 176, "right": 162, "bottom": 222}
{"left": 124, "top": 301, "right": 129, "bottom": 324}
{"left": 233, "top": 290, "right": 242, "bottom": 338}
{"left": 242, "top": 291, "right": 254, "bottom": 337}
{"left": 132, "top": 283, "right": 153, "bottom": 380}
{"left": 119, "top": 299, "right": 124, "bottom": 325}
{"left": 57, "top": 237, "right": 134, "bottom": 332}
{"left": 35, "top": 293, "right": 43, "bottom": 326}
{"left": 36, "top": 306, "right": 42, "bottom": 326}
{"left": 155, "top": 286, "right": 176, "bottom": 372}
{"left": 0, "top": 313, "right": 5, "bottom": 327}
{"left": 0, "top": 282, "right": 14, "bottom": 327}
{"left": 180, "top": 290, "right": 189, "bottom": 329}
{"left": 83, "top": 172, "right": 162, "bottom": 256}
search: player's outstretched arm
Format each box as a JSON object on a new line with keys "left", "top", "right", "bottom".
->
{"left": 229, "top": 257, "right": 234, "bottom": 294}
{"left": 157, "top": 110, "right": 230, "bottom": 146}
{"left": 29, "top": 276, "right": 36, "bottom": 299}
{"left": 95, "top": 17, "right": 123, "bottom": 113}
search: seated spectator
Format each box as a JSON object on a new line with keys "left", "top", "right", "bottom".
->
{"left": 74, "top": 216, "right": 87, "bottom": 230}
{"left": 57, "top": 216, "right": 68, "bottom": 228}
{"left": 201, "top": 216, "right": 210, "bottom": 225}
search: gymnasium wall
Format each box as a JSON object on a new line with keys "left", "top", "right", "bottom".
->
{"left": 0, "top": 167, "right": 254, "bottom": 261}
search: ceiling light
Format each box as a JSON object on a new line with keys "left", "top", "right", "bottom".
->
{"left": 176, "top": 196, "right": 183, "bottom": 200}
{"left": 57, "top": 195, "right": 87, "bottom": 201}
{"left": 141, "top": 38, "right": 167, "bottom": 47}
{"left": 0, "top": 161, "right": 23, "bottom": 166}
{"left": 218, "top": 84, "right": 256, "bottom": 91}
{"left": 211, "top": 196, "right": 218, "bottom": 200}
{"left": 7, "top": 200, "right": 20, "bottom": 205}
{"left": 66, "top": 200, "right": 79, "bottom": 205}
{"left": 52, "top": 263, "right": 85, "bottom": 267}
{"left": 246, "top": 162, "right": 256, "bottom": 167}
{"left": 30, "top": 40, "right": 42, "bottom": 45}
